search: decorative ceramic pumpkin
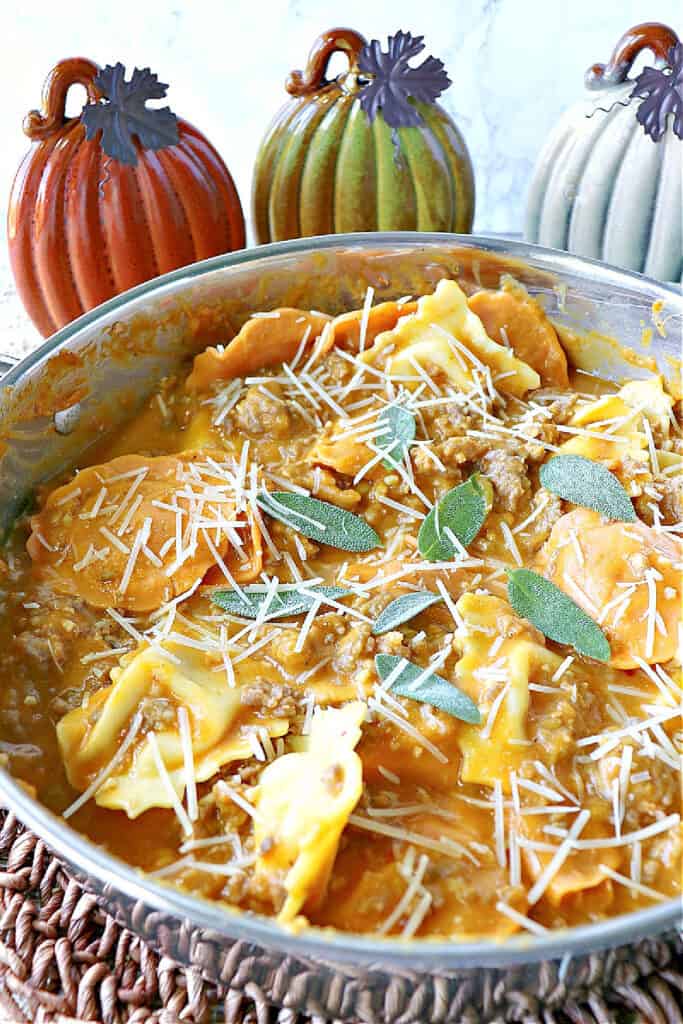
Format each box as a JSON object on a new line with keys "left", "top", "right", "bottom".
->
{"left": 252, "top": 28, "right": 475, "bottom": 243}
{"left": 526, "top": 23, "right": 682, "bottom": 282}
{"left": 8, "top": 59, "right": 246, "bottom": 337}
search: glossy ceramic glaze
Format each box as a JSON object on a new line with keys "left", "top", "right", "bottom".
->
{"left": 526, "top": 23, "right": 682, "bottom": 283}
{"left": 252, "top": 30, "right": 475, "bottom": 243}
{"left": 8, "top": 58, "right": 246, "bottom": 337}
{"left": 0, "top": 235, "right": 680, "bottom": 1022}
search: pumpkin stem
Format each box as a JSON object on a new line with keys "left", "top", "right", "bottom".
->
{"left": 286, "top": 28, "right": 367, "bottom": 96}
{"left": 24, "top": 58, "right": 102, "bottom": 140}
{"left": 585, "top": 22, "right": 679, "bottom": 88}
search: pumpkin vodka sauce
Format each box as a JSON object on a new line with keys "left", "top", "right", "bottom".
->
{"left": 1, "top": 278, "right": 681, "bottom": 940}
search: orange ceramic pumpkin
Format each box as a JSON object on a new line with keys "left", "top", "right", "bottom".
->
{"left": 8, "top": 58, "right": 246, "bottom": 337}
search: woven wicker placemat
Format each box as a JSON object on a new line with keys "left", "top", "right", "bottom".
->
{"left": 0, "top": 811, "right": 680, "bottom": 1024}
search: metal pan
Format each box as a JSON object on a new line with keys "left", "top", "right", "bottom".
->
{"left": 0, "top": 234, "right": 680, "bottom": 1022}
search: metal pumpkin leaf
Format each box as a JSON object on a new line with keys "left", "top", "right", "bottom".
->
{"left": 357, "top": 31, "right": 452, "bottom": 132}
{"left": 630, "top": 41, "right": 683, "bottom": 142}
{"left": 81, "top": 64, "right": 179, "bottom": 165}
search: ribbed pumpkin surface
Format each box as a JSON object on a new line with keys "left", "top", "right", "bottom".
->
{"left": 253, "top": 86, "right": 475, "bottom": 243}
{"left": 9, "top": 118, "right": 245, "bottom": 337}
{"left": 526, "top": 85, "right": 682, "bottom": 283}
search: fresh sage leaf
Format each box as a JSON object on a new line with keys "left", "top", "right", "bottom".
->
{"left": 539, "top": 454, "right": 635, "bottom": 522}
{"left": 375, "top": 653, "right": 481, "bottom": 725}
{"left": 257, "top": 491, "right": 380, "bottom": 552}
{"left": 378, "top": 404, "right": 416, "bottom": 470}
{"left": 212, "top": 585, "right": 351, "bottom": 620}
{"left": 418, "top": 473, "right": 492, "bottom": 561}
{"left": 372, "top": 591, "right": 442, "bottom": 635}
{"left": 506, "top": 568, "right": 610, "bottom": 662}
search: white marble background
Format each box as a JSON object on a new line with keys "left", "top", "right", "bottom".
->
{"left": 1, "top": 0, "right": 680, "bottom": 354}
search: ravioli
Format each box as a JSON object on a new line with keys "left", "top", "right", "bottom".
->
{"left": 182, "top": 407, "right": 222, "bottom": 452}
{"left": 57, "top": 640, "right": 289, "bottom": 818}
{"left": 324, "top": 299, "right": 418, "bottom": 351}
{"left": 519, "top": 814, "right": 621, "bottom": 906}
{"left": 561, "top": 376, "right": 673, "bottom": 467}
{"left": 321, "top": 807, "right": 524, "bottom": 939}
{"left": 468, "top": 281, "right": 569, "bottom": 387}
{"left": 203, "top": 506, "right": 263, "bottom": 585}
{"left": 360, "top": 278, "right": 540, "bottom": 397}
{"left": 536, "top": 508, "right": 682, "bottom": 668}
{"left": 187, "top": 308, "right": 331, "bottom": 392}
{"left": 619, "top": 376, "right": 675, "bottom": 435}
{"left": 253, "top": 701, "right": 365, "bottom": 922}
{"left": 306, "top": 419, "right": 372, "bottom": 478}
{"left": 453, "top": 593, "right": 561, "bottom": 789}
{"left": 26, "top": 451, "right": 240, "bottom": 612}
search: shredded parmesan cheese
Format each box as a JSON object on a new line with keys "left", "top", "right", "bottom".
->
{"left": 63, "top": 712, "right": 144, "bottom": 819}
{"left": 495, "top": 901, "right": 548, "bottom": 936}
{"left": 527, "top": 809, "right": 591, "bottom": 905}
{"left": 177, "top": 707, "right": 198, "bottom": 822}
{"left": 148, "top": 732, "right": 193, "bottom": 837}
{"left": 599, "top": 864, "right": 668, "bottom": 902}
{"left": 349, "top": 814, "right": 477, "bottom": 865}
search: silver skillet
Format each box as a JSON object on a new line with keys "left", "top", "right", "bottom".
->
{"left": 0, "top": 234, "right": 680, "bottom": 1022}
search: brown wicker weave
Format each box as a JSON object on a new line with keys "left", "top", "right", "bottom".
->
{"left": 0, "top": 811, "right": 680, "bottom": 1024}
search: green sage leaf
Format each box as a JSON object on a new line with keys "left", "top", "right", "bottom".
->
{"left": 539, "top": 454, "right": 635, "bottom": 522}
{"left": 378, "top": 404, "right": 416, "bottom": 470}
{"left": 375, "top": 653, "right": 481, "bottom": 725}
{"left": 372, "top": 591, "right": 442, "bottom": 635}
{"left": 418, "top": 473, "right": 492, "bottom": 561}
{"left": 506, "top": 568, "right": 610, "bottom": 662}
{"left": 257, "top": 491, "right": 380, "bottom": 552}
{"left": 212, "top": 585, "right": 351, "bottom": 620}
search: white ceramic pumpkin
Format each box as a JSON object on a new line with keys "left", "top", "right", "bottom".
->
{"left": 526, "top": 23, "right": 682, "bottom": 282}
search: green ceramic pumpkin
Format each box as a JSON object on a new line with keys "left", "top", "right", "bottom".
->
{"left": 252, "top": 28, "right": 475, "bottom": 243}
